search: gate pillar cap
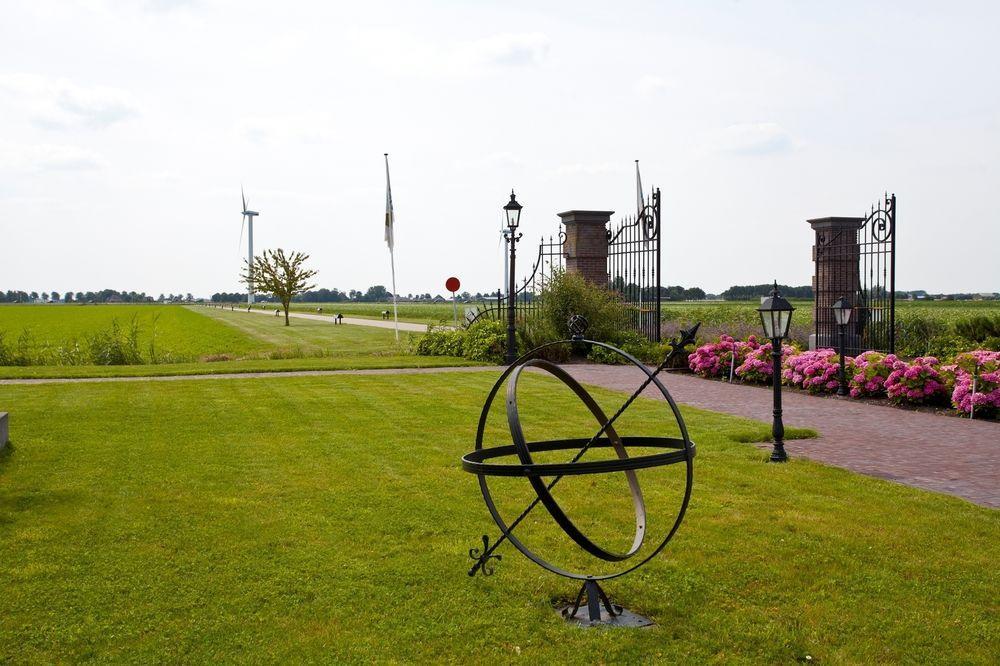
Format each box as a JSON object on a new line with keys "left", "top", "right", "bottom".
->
{"left": 558, "top": 210, "right": 615, "bottom": 225}
{"left": 808, "top": 216, "right": 864, "bottom": 230}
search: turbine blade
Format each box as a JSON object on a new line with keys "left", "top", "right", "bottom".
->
{"left": 239, "top": 216, "right": 245, "bottom": 253}
{"left": 242, "top": 186, "right": 247, "bottom": 213}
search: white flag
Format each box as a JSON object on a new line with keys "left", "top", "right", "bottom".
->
{"left": 384, "top": 154, "right": 394, "bottom": 251}
{"left": 635, "top": 159, "right": 643, "bottom": 218}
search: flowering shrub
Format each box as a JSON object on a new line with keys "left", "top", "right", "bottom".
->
{"left": 884, "top": 356, "right": 947, "bottom": 405}
{"left": 950, "top": 350, "right": 1000, "bottom": 417}
{"left": 848, "top": 351, "right": 899, "bottom": 398}
{"left": 687, "top": 335, "right": 759, "bottom": 378}
{"left": 782, "top": 349, "right": 848, "bottom": 393}
{"left": 736, "top": 341, "right": 795, "bottom": 384}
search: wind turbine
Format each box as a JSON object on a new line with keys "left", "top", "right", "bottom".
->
{"left": 240, "top": 186, "right": 260, "bottom": 304}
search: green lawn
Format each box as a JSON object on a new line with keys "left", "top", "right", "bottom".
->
{"left": 0, "top": 306, "right": 468, "bottom": 378}
{"left": 0, "top": 304, "right": 260, "bottom": 362}
{"left": 0, "top": 372, "right": 995, "bottom": 662}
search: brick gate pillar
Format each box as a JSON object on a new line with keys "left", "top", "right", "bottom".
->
{"left": 808, "top": 216, "right": 863, "bottom": 350}
{"left": 558, "top": 210, "right": 613, "bottom": 287}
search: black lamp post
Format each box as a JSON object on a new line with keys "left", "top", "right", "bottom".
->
{"left": 503, "top": 190, "right": 523, "bottom": 364}
{"left": 757, "top": 282, "right": 794, "bottom": 463}
{"left": 831, "top": 297, "right": 853, "bottom": 396}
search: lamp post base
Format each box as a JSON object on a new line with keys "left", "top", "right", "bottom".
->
{"left": 769, "top": 444, "right": 788, "bottom": 463}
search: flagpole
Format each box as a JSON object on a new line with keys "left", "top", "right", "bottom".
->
{"left": 385, "top": 153, "right": 399, "bottom": 341}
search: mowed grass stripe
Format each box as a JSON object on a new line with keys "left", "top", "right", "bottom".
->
{"left": 0, "top": 372, "right": 996, "bottom": 662}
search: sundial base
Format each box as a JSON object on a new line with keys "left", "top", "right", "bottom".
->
{"left": 558, "top": 603, "right": 654, "bottom": 628}
{"left": 557, "top": 579, "right": 654, "bottom": 628}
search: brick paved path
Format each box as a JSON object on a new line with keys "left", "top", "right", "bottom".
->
{"left": 569, "top": 364, "right": 1000, "bottom": 508}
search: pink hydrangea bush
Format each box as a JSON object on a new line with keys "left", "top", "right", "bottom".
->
{"left": 782, "top": 349, "right": 849, "bottom": 393}
{"left": 688, "top": 335, "right": 759, "bottom": 378}
{"left": 950, "top": 350, "right": 1000, "bottom": 417}
{"left": 736, "top": 341, "right": 795, "bottom": 384}
{"left": 884, "top": 356, "right": 947, "bottom": 405}
{"left": 848, "top": 351, "right": 899, "bottom": 398}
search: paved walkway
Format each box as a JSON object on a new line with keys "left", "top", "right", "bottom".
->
{"left": 569, "top": 364, "right": 1000, "bottom": 508}
{"left": 207, "top": 305, "right": 429, "bottom": 333}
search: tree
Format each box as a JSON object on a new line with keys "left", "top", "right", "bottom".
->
{"left": 241, "top": 248, "right": 318, "bottom": 326}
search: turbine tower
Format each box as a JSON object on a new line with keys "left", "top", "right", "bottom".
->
{"left": 240, "top": 187, "right": 260, "bottom": 304}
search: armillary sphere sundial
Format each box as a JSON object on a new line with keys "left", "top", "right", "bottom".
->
{"left": 462, "top": 316, "right": 700, "bottom": 626}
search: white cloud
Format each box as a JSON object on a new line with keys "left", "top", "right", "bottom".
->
{"left": 465, "top": 32, "right": 550, "bottom": 67}
{"left": 235, "top": 113, "right": 337, "bottom": 146}
{"left": 454, "top": 152, "right": 522, "bottom": 170}
{"left": 0, "top": 144, "right": 109, "bottom": 172}
{"left": 547, "top": 162, "right": 623, "bottom": 177}
{"left": 0, "top": 73, "right": 139, "bottom": 130}
{"left": 635, "top": 75, "right": 672, "bottom": 96}
{"left": 709, "top": 122, "right": 794, "bottom": 156}
{"left": 354, "top": 30, "right": 550, "bottom": 78}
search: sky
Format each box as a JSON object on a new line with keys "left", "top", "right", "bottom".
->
{"left": 1, "top": 0, "right": 998, "bottom": 298}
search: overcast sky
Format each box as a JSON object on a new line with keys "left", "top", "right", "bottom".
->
{"left": 1, "top": 0, "right": 997, "bottom": 298}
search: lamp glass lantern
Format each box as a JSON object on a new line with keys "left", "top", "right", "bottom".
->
{"left": 832, "top": 298, "right": 853, "bottom": 326}
{"left": 757, "top": 284, "right": 795, "bottom": 339}
{"left": 503, "top": 190, "right": 522, "bottom": 230}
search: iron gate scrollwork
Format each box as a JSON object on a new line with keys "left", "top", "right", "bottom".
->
{"left": 815, "top": 193, "right": 896, "bottom": 355}
{"left": 607, "top": 188, "right": 662, "bottom": 342}
{"left": 467, "top": 233, "right": 566, "bottom": 327}
{"left": 469, "top": 185, "right": 663, "bottom": 343}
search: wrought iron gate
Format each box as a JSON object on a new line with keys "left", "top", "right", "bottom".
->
{"left": 466, "top": 233, "right": 565, "bottom": 326}
{"left": 814, "top": 193, "right": 896, "bottom": 355}
{"left": 607, "top": 188, "right": 662, "bottom": 341}
{"left": 468, "top": 186, "right": 662, "bottom": 343}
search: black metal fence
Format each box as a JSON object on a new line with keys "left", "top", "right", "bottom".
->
{"left": 607, "top": 188, "right": 662, "bottom": 341}
{"left": 466, "top": 233, "right": 565, "bottom": 327}
{"left": 468, "top": 187, "right": 663, "bottom": 343}
{"left": 815, "top": 193, "right": 896, "bottom": 355}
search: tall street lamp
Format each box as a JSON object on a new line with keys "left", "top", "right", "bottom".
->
{"left": 831, "top": 297, "right": 853, "bottom": 396}
{"left": 503, "top": 190, "right": 523, "bottom": 364}
{"left": 757, "top": 282, "right": 794, "bottom": 463}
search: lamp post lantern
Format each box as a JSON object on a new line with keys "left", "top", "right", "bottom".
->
{"left": 757, "top": 281, "right": 794, "bottom": 463}
{"left": 831, "top": 297, "right": 853, "bottom": 396}
{"left": 503, "top": 190, "right": 523, "bottom": 364}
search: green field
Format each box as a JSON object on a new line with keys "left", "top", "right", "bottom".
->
{"left": 0, "top": 371, "right": 995, "bottom": 662}
{"left": 0, "top": 304, "right": 260, "bottom": 362}
{"left": 0, "top": 306, "right": 468, "bottom": 378}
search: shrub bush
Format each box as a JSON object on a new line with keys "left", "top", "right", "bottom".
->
{"left": 736, "top": 341, "right": 794, "bottom": 384}
{"left": 535, "top": 271, "right": 626, "bottom": 345}
{"left": 884, "top": 356, "right": 948, "bottom": 405}
{"left": 782, "top": 348, "right": 848, "bottom": 394}
{"left": 687, "top": 335, "right": 759, "bottom": 378}
{"left": 463, "top": 321, "right": 506, "bottom": 363}
{"left": 848, "top": 351, "right": 898, "bottom": 398}
{"left": 950, "top": 350, "right": 1000, "bottom": 417}
{"left": 415, "top": 327, "right": 465, "bottom": 357}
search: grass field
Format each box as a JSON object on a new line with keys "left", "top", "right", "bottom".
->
{"left": 0, "top": 306, "right": 468, "bottom": 378}
{"left": 0, "top": 372, "right": 995, "bottom": 662}
{"left": 0, "top": 304, "right": 261, "bottom": 362}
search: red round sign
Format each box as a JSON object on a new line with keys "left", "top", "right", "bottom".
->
{"left": 445, "top": 277, "right": 461, "bottom": 293}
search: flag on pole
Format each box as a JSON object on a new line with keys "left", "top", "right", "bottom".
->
{"left": 635, "top": 159, "right": 643, "bottom": 219}
{"left": 384, "top": 153, "right": 400, "bottom": 341}
{"left": 385, "top": 157, "right": 394, "bottom": 251}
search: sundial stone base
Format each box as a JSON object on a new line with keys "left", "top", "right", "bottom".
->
{"left": 557, "top": 603, "right": 654, "bottom": 628}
